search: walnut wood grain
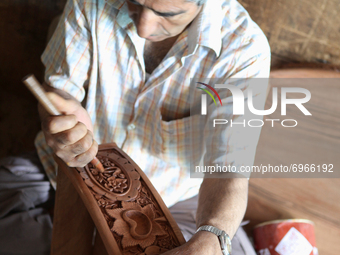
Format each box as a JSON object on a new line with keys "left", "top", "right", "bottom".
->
{"left": 55, "top": 143, "right": 185, "bottom": 255}
{"left": 93, "top": 231, "right": 109, "bottom": 255}
{"left": 50, "top": 164, "right": 95, "bottom": 255}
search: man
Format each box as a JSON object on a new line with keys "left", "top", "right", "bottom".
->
{"left": 1, "top": 0, "right": 270, "bottom": 254}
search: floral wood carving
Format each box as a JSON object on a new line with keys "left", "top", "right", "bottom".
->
{"left": 73, "top": 145, "right": 183, "bottom": 254}
{"left": 106, "top": 201, "right": 167, "bottom": 249}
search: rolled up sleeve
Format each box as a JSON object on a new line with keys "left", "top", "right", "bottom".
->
{"left": 41, "top": 0, "right": 92, "bottom": 102}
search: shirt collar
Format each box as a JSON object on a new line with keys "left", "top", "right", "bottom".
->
{"left": 105, "top": 0, "right": 223, "bottom": 57}
{"left": 187, "top": 0, "right": 223, "bottom": 57}
{"left": 104, "top": 0, "right": 131, "bottom": 27}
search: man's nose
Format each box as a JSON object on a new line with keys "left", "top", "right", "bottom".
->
{"left": 135, "top": 8, "right": 158, "bottom": 38}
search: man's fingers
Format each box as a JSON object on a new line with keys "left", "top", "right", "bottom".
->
{"left": 69, "top": 139, "right": 99, "bottom": 167}
{"left": 53, "top": 129, "right": 97, "bottom": 167}
{"left": 68, "top": 129, "right": 94, "bottom": 154}
{"left": 43, "top": 115, "right": 78, "bottom": 134}
{"left": 52, "top": 122, "right": 88, "bottom": 146}
{"left": 38, "top": 91, "right": 97, "bottom": 168}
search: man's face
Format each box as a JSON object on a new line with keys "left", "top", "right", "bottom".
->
{"left": 126, "top": 0, "right": 202, "bottom": 42}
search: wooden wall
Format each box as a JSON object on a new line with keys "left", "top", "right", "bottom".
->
{"left": 239, "top": 0, "right": 340, "bottom": 68}
{"left": 0, "top": 0, "right": 66, "bottom": 157}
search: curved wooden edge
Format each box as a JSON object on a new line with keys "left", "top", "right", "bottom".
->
{"left": 51, "top": 164, "right": 95, "bottom": 255}
{"left": 55, "top": 142, "right": 186, "bottom": 254}
{"left": 55, "top": 156, "right": 122, "bottom": 255}
{"left": 99, "top": 143, "right": 186, "bottom": 245}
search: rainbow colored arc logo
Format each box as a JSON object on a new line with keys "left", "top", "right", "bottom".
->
{"left": 196, "top": 82, "right": 223, "bottom": 106}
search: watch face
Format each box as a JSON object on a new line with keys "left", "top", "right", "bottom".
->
{"left": 221, "top": 231, "right": 232, "bottom": 254}
{"left": 226, "top": 238, "right": 232, "bottom": 254}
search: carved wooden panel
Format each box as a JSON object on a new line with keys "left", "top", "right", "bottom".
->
{"left": 57, "top": 143, "right": 185, "bottom": 255}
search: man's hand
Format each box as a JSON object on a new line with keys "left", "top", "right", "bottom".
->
{"left": 161, "top": 231, "right": 221, "bottom": 255}
{"left": 39, "top": 91, "right": 98, "bottom": 167}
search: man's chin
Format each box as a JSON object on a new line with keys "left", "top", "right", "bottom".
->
{"left": 145, "top": 35, "right": 167, "bottom": 42}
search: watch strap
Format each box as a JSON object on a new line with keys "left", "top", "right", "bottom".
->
{"left": 196, "top": 225, "right": 231, "bottom": 255}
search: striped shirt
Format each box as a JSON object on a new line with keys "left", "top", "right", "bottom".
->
{"left": 35, "top": 0, "right": 271, "bottom": 207}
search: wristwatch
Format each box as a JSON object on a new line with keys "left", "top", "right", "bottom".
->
{"left": 196, "top": 225, "right": 232, "bottom": 255}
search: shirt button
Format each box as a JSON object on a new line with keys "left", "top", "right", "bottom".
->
{"left": 127, "top": 123, "right": 136, "bottom": 130}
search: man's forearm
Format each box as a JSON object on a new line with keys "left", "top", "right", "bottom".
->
{"left": 195, "top": 176, "right": 249, "bottom": 249}
{"left": 162, "top": 176, "right": 249, "bottom": 255}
